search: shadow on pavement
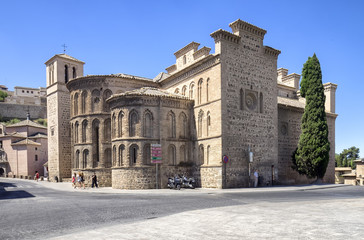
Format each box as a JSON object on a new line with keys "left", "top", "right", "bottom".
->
{"left": 0, "top": 181, "right": 35, "bottom": 200}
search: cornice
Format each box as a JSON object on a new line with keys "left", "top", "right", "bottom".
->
{"left": 160, "top": 54, "right": 220, "bottom": 87}
{"left": 264, "top": 46, "right": 281, "bottom": 58}
{"left": 174, "top": 42, "right": 200, "bottom": 58}
{"left": 229, "top": 19, "right": 267, "bottom": 38}
{"left": 210, "top": 29, "right": 241, "bottom": 44}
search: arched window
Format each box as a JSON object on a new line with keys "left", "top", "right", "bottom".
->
{"left": 72, "top": 67, "right": 76, "bottom": 78}
{"left": 129, "top": 110, "right": 139, "bottom": 137}
{"left": 113, "top": 145, "right": 116, "bottom": 166}
{"left": 206, "top": 78, "right": 210, "bottom": 102}
{"left": 75, "top": 121, "right": 79, "bottom": 143}
{"left": 167, "top": 111, "right": 176, "bottom": 138}
{"left": 240, "top": 89, "right": 244, "bottom": 111}
{"left": 92, "top": 119, "right": 100, "bottom": 163}
{"left": 199, "top": 144, "right": 204, "bottom": 165}
{"left": 183, "top": 55, "right": 186, "bottom": 65}
{"left": 112, "top": 113, "right": 116, "bottom": 138}
{"left": 198, "top": 110, "right": 204, "bottom": 138}
{"left": 103, "top": 89, "right": 112, "bottom": 112}
{"left": 82, "top": 149, "right": 89, "bottom": 168}
{"left": 129, "top": 144, "right": 138, "bottom": 166}
{"left": 168, "top": 144, "right": 176, "bottom": 165}
{"left": 198, "top": 78, "right": 203, "bottom": 104}
{"left": 75, "top": 150, "right": 80, "bottom": 168}
{"left": 179, "top": 112, "right": 187, "bottom": 139}
{"left": 65, "top": 65, "right": 69, "bottom": 83}
{"left": 104, "top": 118, "right": 111, "bottom": 142}
{"left": 143, "top": 110, "right": 153, "bottom": 138}
{"left": 82, "top": 120, "right": 87, "bottom": 143}
{"left": 118, "top": 111, "right": 124, "bottom": 137}
{"left": 207, "top": 111, "right": 211, "bottom": 137}
{"left": 189, "top": 82, "right": 194, "bottom": 99}
{"left": 260, "top": 92, "right": 263, "bottom": 113}
{"left": 74, "top": 93, "right": 79, "bottom": 116}
{"left": 174, "top": 88, "right": 180, "bottom": 94}
{"left": 104, "top": 148, "right": 112, "bottom": 168}
{"left": 91, "top": 89, "right": 100, "bottom": 112}
{"left": 81, "top": 91, "right": 87, "bottom": 114}
{"left": 118, "top": 145, "right": 125, "bottom": 166}
{"left": 182, "top": 85, "right": 187, "bottom": 96}
{"left": 207, "top": 145, "right": 210, "bottom": 165}
{"left": 180, "top": 145, "right": 186, "bottom": 163}
{"left": 143, "top": 144, "right": 151, "bottom": 165}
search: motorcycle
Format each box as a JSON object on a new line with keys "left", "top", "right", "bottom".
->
{"left": 167, "top": 174, "right": 195, "bottom": 190}
{"left": 181, "top": 175, "right": 195, "bottom": 189}
{"left": 167, "top": 175, "right": 182, "bottom": 190}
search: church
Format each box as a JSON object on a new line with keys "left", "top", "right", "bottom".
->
{"left": 45, "top": 19, "right": 337, "bottom": 189}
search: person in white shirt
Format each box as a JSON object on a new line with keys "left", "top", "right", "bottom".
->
{"left": 254, "top": 170, "right": 259, "bottom": 187}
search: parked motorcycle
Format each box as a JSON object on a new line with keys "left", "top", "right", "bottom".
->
{"left": 167, "top": 175, "right": 182, "bottom": 190}
{"left": 168, "top": 174, "right": 195, "bottom": 190}
{"left": 181, "top": 175, "right": 195, "bottom": 189}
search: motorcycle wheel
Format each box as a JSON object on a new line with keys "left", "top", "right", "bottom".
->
{"left": 190, "top": 184, "right": 195, "bottom": 189}
{"left": 176, "top": 184, "right": 181, "bottom": 190}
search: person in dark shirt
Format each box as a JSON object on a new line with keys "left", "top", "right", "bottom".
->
{"left": 91, "top": 172, "right": 98, "bottom": 188}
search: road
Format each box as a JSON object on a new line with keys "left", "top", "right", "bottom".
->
{"left": 1, "top": 178, "right": 364, "bottom": 239}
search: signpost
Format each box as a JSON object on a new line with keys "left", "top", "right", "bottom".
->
{"left": 151, "top": 144, "right": 162, "bottom": 189}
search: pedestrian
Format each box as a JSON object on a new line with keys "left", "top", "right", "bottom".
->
{"left": 254, "top": 169, "right": 259, "bottom": 188}
{"left": 72, "top": 173, "right": 77, "bottom": 189}
{"left": 34, "top": 171, "right": 39, "bottom": 182}
{"left": 77, "top": 172, "right": 82, "bottom": 188}
{"left": 80, "top": 172, "right": 85, "bottom": 189}
{"left": 91, "top": 172, "right": 98, "bottom": 188}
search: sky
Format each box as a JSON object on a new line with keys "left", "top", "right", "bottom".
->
{"left": 0, "top": 0, "right": 363, "bottom": 156}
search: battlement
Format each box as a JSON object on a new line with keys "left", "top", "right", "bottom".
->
{"left": 166, "top": 42, "right": 211, "bottom": 75}
{"left": 229, "top": 19, "right": 267, "bottom": 39}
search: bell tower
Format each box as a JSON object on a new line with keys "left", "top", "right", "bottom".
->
{"left": 45, "top": 54, "right": 85, "bottom": 181}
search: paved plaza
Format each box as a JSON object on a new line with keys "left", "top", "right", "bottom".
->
{"left": 1, "top": 178, "right": 364, "bottom": 240}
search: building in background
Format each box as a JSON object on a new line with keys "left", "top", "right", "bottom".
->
{"left": 0, "top": 85, "right": 47, "bottom": 121}
{"left": 46, "top": 19, "right": 337, "bottom": 189}
{"left": 0, "top": 115, "right": 48, "bottom": 177}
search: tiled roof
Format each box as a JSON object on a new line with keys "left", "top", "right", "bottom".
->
{"left": 277, "top": 96, "right": 305, "bottom": 109}
{"left": 7, "top": 120, "right": 47, "bottom": 129}
{"left": 111, "top": 87, "right": 188, "bottom": 100}
{"left": 11, "top": 139, "right": 41, "bottom": 146}
{"left": 28, "top": 133, "right": 47, "bottom": 139}
{"left": 153, "top": 72, "right": 170, "bottom": 82}
{"left": 56, "top": 54, "right": 85, "bottom": 63}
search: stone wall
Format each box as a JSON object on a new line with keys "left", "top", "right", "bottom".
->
{"left": 73, "top": 168, "right": 111, "bottom": 187}
{"left": 216, "top": 23, "right": 279, "bottom": 188}
{"left": 277, "top": 105, "right": 336, "bottom": 184}
{"left": 0, "top": 102, "right": 46, "bottom": 120}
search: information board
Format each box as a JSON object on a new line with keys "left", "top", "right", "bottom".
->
{"left": 151, "top": 144, "right": 162, "bottom": 164}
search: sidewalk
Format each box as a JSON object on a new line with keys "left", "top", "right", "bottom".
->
{"left": 2, "top": 176, "right": 346, "bottom": 195}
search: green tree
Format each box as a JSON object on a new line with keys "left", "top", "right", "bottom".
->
{"left": 336, "top": 146, "right": 360, "bottom": 169}
{"left": 5, "top": 118, "right": 21, "bottom": 125}
{"left": 35, "top": 118, "right": 47, "bottom": 126}
{"left": 292, "top": 54, "right": 330, "bottom": 180}
{"left": 0, "top": 90, "right": 8, "bottom": 102}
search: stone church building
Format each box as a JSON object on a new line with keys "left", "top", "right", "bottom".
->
{"left": 46, "top": 19, "right": 337, "bottom": 189}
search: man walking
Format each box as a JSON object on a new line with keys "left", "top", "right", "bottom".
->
{"left": 254, "top": 170, "right": 259, "bottom": 187}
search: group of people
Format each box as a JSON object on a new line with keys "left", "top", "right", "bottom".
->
{"left": 71, "top": 172, "right": 98, "bottom": 189}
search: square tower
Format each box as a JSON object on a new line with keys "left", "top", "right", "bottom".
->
{"left": 45, "top": 54, "right": 84, "bottom": 181}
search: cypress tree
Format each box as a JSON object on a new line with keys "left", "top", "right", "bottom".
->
{"left": 293, "top": 54, "right": 330, "bottom": 180}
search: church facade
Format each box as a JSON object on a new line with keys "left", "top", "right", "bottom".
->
{"left": 46, "top": 19, "right": 337, "bottom": 189}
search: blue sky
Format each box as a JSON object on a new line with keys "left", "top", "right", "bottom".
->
{"left": 0, "top": 0, "right": 363, "bottom": 156}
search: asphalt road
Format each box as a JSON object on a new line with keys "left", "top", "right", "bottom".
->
{"left": 1, "top": 178, "right": 364, "bottom": 240}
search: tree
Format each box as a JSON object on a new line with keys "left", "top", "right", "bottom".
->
{"left": 292, "top": 54, "right": 330, "bottom": 180}
{"left": 335, "top": 146, "right": 360, "bottom": 169}
{"left": 35, "top": 118, "right": 47, "bottom": 126}
{"left": 0, "top": 90, "right": 8, "bottom": 102}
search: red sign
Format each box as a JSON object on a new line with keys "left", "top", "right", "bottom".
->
{"left": 151, "top": 144, "right": 162, "bottom": 163}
